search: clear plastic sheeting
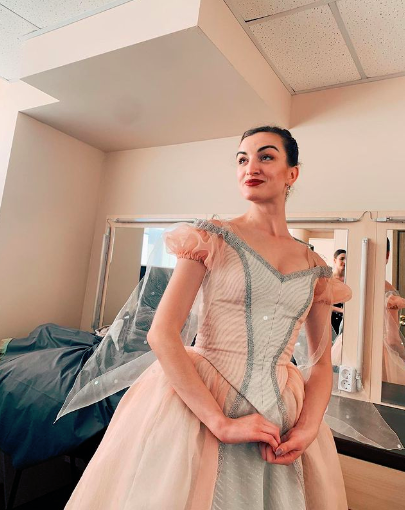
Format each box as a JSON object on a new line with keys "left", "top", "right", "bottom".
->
{"left": 57, "top": 222, "right": 217, "bottom": 420}
{"left": 57, "top": 226, "right": 201, "bottom": 420}
{"left": 325, "top": 394, "right": 403, "bottom": 450}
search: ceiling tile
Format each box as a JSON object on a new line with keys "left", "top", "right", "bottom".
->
{"left": 0, "top": 4, "right": 37, "bottom": 80}
{"left": 339, "top": 0, "right": 405, "bottom": 77}
{"left": 231, "top": 0, "right": 316, "bottom": 21}
{"left": 250, "top": 5, "right": 361, "bottom": 91}
{"left": 0, "top": 0, "right": 119, "bottom": 29}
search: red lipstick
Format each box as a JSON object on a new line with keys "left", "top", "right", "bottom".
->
{"left": 245, "top": 179, "right": 265, "bottom": 187}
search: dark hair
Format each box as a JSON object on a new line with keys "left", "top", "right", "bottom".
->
{"left": 387, "top": 237, "right": 390, "bottom": 254}
{"left": 240, "top": 126, "right": 299, "bottom": 167}
{"left": 334, "top": 249, "right": 346, "bottom": 259}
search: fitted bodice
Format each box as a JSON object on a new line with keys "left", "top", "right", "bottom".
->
{"left": 193, "top": 220, "right": 332, "bottom": 428}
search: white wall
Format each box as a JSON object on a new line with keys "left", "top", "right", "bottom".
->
{"left": 290, "top": 76, "right": 405, "bottom": 212}
{"left": 80, "top": 135, "right": 247, "bottom": 329}
{"left": 0, "top": 114, "right": 104, "bottom": 338}
{"left": 81, "top": 76, "right": 405, "bottom": 330}
{"left": 0, "top": 78, "right": 56, "bottom": 209}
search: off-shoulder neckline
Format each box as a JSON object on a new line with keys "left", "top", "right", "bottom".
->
{"left": 193, "top": 219, "right": 332, "bottom": 281}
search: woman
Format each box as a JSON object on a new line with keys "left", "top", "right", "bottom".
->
{"left": 331, "top": 249, "right": 346, "bottom": 336}
{"left": 383, "top": 239, "right": 405, "bottom": 385}
{"left": 64, "top": 126, "right": 352, "bottom": 509}
{"left": 330, "top": 249, "right": 346, "bottom": 366}
{"left": 332, "top": 250, "right": 346, "bottom": 283}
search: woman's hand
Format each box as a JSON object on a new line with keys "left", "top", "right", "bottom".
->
{"left": 387, "top": 295, "right": 405, "bottom": 310}
{"left": 259, "top": 424, "right": 318, "bottom": 465}
{"left": 213, "top": 414, "right": 281, "bottom": 451}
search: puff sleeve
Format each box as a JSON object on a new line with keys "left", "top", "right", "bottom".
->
{"left": 307, "top": 251, "right": 352, "bottom": 305}
{"left": 312, "top": 277, "right": 352, "bottom": 305}
{"left": 164, "top": 223, "right": 217, "bottom": 270}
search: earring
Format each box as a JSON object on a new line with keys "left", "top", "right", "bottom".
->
{"left": 285, "top": 184, "right": 291, "bottom": 201}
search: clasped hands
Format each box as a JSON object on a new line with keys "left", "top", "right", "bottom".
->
{"left": 214, "top": 413, "right": 317, "bottom": 465}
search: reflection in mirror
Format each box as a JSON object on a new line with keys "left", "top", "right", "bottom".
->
{"left": 382, "top": 229, "right": 405, "bottom": 407}
{"left": 289, "top": 228, "right": 348, "bottom": 383}
{"left": 103, "top": 226, "right": 176, "bottom": 325}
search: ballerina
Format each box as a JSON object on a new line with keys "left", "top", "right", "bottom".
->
{"left": 383, "top": 239, "right": 405, "bottom": 385}
{"left": 62, "top": 126, "right": 352, "bottom": 509}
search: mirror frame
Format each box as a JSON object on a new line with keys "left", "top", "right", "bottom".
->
{"left": 371, "top": 211, "right": 405, "bottom": 410}
{"left": 92, "top": 216, "right": 203, "bottom": 330}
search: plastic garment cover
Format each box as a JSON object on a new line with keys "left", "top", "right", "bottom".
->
{"left": 57, "top": 222, "right": 210, "bottom": 420}
{"left": 57, "top": 220, "right": 403, "bottom": 450}
{"left": 382, "top": 290, "right": 405, "bottom": 385}
{"left": 0, "top": 324, "right": 124, "bottom": 468}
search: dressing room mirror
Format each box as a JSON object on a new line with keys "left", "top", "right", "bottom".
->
{"left": 99, "top": 223, "right": 349, "bottom": 376}
{"left": 381, "top": 229, "right": 405, "bottom": 407}
{"left": 289, "top": 227, "right": 349, "bottom": 377}
{"left": 102, "top": 225, "right": 176, "bottom": 325}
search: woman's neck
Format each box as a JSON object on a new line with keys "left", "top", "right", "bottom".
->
{"left": 237, "top": 203, "right": 291, "bottom": 238}
{"left": 333, "top": 270, "right": 344, "bottom": 282}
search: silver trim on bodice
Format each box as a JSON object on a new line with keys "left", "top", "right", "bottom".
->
{"left": 193, "top": 220, "right": 333, "bottom": 510}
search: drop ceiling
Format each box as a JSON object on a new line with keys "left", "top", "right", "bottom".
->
{"left": 0, "top": 0, "right": 131, "bottom": 80}
{"left": 1, "top": 0, "right": 404, "bottom": 92}
{"left": 226, "top": 0, "right": 405, "bottom": 93}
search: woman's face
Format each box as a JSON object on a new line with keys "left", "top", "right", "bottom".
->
{"left": 334, "top": 253, "right": 346, "bottom": 272}
{"left": 236, "top": 132, "right": 298, "bottom": 204}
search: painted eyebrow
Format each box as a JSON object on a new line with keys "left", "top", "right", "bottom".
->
{"left": 236, "top": 145, "right": 280, "bottom": 158}
{"left": 258, "top": 145, "right": 279, "bottom": 153}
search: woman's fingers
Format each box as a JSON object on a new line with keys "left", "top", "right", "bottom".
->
{"left": 271, "top": 450, "right": 301, "bottom": 465}
{"left": 259, "top": 434, "right": 303, "bottom": 465}
{"left": 264, "top": 425, "right": 281, "bottom": 445}
{"left": 260, "top": 418, "right": 281, "bottom": 444}
{"left": 259, "top": 442, "right": 267, "bottom": 461}
{"left": 265, "top": 444, "right": 276, "bottom": 463}
{"left": 221, "top": 414, "right": 281, "bottom": 447}
{"left": 275, "top": 437, "right": 296, "bottom": 457}
{"left": 271, "top": 437, "right": 302, "bottom": 465}
{"left": 259, "top": 433, "right": 278, "bottom": 451}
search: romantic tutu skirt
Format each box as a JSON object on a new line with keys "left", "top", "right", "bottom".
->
{"left": 65, "top": 350, "right": 347, "bottom": 510}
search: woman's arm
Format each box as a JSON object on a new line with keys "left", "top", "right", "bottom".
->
{"left": 148, "top": 257, "right": 281, "bottom": 448}
{"left": 264, "top": 314, "right": 332, "bottom": 464}
{"left": 385, "top": 299, "right": 405, "bottom": 360}
{"left": 297, "top": 302, "right": 333, "bottom": 434}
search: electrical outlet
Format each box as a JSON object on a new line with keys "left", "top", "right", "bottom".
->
{"left": 338, "top": 365, "right": 357, "bottom": 392}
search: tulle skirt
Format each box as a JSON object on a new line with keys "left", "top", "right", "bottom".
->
{"left": 65, "top": 350, "right": 347, "bottom": 510}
